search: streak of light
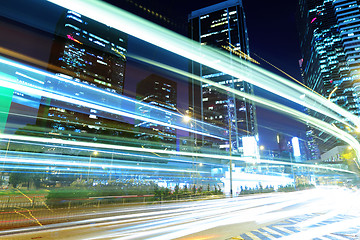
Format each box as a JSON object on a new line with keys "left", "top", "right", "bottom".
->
{"left": 180, "top": 236, "right": 219, "bottom": 240}
{"left": 46, "top": 0, "right": 360, "bottom": 139}
{"left": 253, "top": 53, "right": 323, "bottom": 98}
{"left": 1, "top": 156, "right": 203, "bottom": 174}
{"left": 0, "top": 134, "right": 356, "bottom": 174}
{"left": 0, "top": 139, "right": 222, "bottom": 167}
{"left": 0, "top": 56, "right": 225, "bottom": 140}
{"left": 2, "top": 3, "right": 359, "bottom": 162}
{"left": 128, "top": 54, "right": 360, "bottom": 165}
{"left": 96, "top": 190, "right": 327, "bottom": 239}
{"left": 3, "top": 189, "right": 358, "bottom": 240}
{"left": 328, "top": 86, "right": 338, "bottom": 100}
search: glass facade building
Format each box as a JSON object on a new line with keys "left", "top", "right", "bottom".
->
{"left": 188, "top": 0, "right": 257, "bottom": 152}
{"left": 297, "top": 0, "right": 360, "bottom": 154}
{"left": 36, "top": 10, "right": 129, "bottom": 140}
{"left": 333, "top": 0, "right": 360, "bottom": 114}
{"left": 135, "top": 74, "right": 177, "bottom": 150}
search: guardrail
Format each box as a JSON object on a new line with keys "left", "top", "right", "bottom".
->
{"left": 0, "top": 194, "right": 224, "bottom": 230}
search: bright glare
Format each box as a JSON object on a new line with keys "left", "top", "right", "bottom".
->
{"left": 183, "top": 115, "right": 191, "bottom": 123}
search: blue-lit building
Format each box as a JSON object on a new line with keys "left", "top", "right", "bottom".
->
{"left": 297, "top": 0, "right": 360, "bottom": 154}
{"left": 135, "top": 74, "right": 177, "bottom": 150}
{"left": 188, "top": 0, "right": 258, "bottom": 153}
{"left": 36, "top": 10, "right": 129, "bottom": 139}
{"left": 333, "top": 0, "right": 360, "bottom": 113}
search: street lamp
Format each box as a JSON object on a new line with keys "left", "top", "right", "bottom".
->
{"left": 87, "top": 151, "right": 98, "bottom": 182}
{"left": 229, "top": 118, "right": 233, "bottom": 198}
{"left": 183, "top": 114, "right": 191, "bottom": 123}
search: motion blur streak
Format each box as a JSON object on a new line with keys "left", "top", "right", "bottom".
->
{"left": 0, "top": 155, "right": 200, "bottom": 174}
{"left": 46, "top": 0, "right": 360, "bottom": 130}
{"left": 79, "top": 188, "right": 358, "bottom": 240}
{"left": 130, "top": 55, "right": 360, "bottom": 165}
{"left": 0, "top": 134, "right": 356, "bottom": 174}
{"left": 0, "top": 56, "right": 225, "bottom": 140}
{"left": 2, "top": 188, "right": 359, "bottom": 239}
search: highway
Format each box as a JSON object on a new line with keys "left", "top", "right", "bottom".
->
{"left": 1, "top": 187, "right": 359, "bottom": 240}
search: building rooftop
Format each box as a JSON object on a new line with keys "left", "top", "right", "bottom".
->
{"left": 188, "top": 0, "right": 242, "bottom": 20}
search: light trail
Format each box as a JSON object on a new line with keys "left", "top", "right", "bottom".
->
{"left": 1, "top": 2, "right": 359, "bottom": 162}
{"left": 3, "top": 188, "right": 357, "bottom": 240}
{"left": 45, "top": 0, "right": 360, "bottom": 131}
{"left": 0, "top": 154, "right": 203, "bottom": 174}
{"left": 129, "top": 55, "right": 360, "bottom": 166}
{"left": 0, "top": 56, "right": 225, "bottom": 140}
{"left": 0, "top": 134, "right": 356, "bottom": 174}
{"left": 44, "top": 0, "right": 360, "bottom": 165}
{"left": 0, "top": 139, "right": 222, "bottom": 167}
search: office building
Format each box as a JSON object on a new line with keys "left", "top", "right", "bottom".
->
{"left": 135, "top": 74, "right": 177, "bottom": 150}
{"left": 333, "top": 0, "right": 360, "bottom": 114}
{"left": 188, "top": 0, "right": 258, "bottom": 152}
{"left": 37, "top": 10, "right": 129, "bottom": 139}
{"left": 297, "top": 0, "right": 360, "bottom": 153}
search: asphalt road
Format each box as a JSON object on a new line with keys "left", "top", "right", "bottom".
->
{"left": 1, "top": 187, "right": 359, "bottom": 240}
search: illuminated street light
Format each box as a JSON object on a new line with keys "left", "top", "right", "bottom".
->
{"left": 183, "top": 115, "right": 191, "bottom": 123}
{"left": 259, "top": 145, "right": 265, "bottom": 151}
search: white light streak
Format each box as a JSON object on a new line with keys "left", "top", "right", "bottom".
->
{"left": 0, "top": 134, "right": 356, "bottom": 174}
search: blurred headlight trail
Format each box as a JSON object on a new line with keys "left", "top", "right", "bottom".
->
{"left": 45, "top": 0, "right": 360, "bottom": 163}
{"left": 0, "top": 134, "right": 356, "bottom": 175}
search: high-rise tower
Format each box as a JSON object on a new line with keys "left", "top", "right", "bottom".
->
{"left": 37, "top": 10, "right": 128, "bottom": 139}
{"left": 188, "top": 0, "right": 257, "bottom": 152}
{"left": 297, "top": 0, "right": 360, "bottom": 153}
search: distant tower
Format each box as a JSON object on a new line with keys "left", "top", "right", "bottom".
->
{"left": 188, "top": 0, "right": 258, "bottom": 152}
{"left": 135, "top": 74, "right": 177, "bottom": 150}
{"left": 37, "top": 10, "right": 128, "bottom": 138}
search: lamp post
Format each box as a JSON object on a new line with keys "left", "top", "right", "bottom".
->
{"left": 87, "top": 151, "right": 98, "bottom": 182}
{"left": 183, "top": 113, "right": 195, "bottom": 186}
{"left": 229, "top": 119, "right": 233, "bottom": 198}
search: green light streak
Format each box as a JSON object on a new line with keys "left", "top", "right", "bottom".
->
{"left": 0, "top": 72, "right": 14, "bottom": 133}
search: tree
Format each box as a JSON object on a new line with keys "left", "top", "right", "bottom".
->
{"left": 174, "top": 184, "right": 179, "bottom": 194}
{"left": 9, "top": 172, "right": 27, "bottom": 188}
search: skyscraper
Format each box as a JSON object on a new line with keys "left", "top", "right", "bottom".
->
{"left": 333, "top": 0, "right": 360, "bottom": 114}
{"left": 297, "top": 0, "right": 360, "bottom": 153}
{"left": 135, "top": 74, "right": 177, "bottom": 150}
{"left": 188, "top": 0, "right": 257, "bottom": 152}
{"left": 37, "top": 10, "right": 129, "bottom": 140}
